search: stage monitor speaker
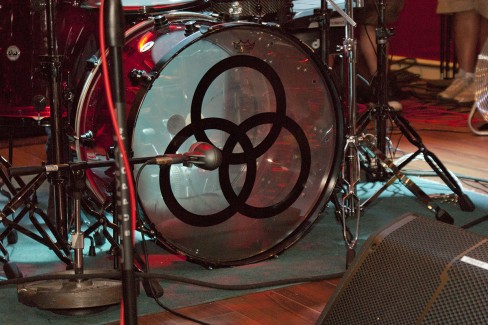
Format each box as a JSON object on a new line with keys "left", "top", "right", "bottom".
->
{"left": 317, "top": 213, "right": 488, "bottom": 324}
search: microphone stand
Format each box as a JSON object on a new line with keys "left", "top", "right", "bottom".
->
{"left": 103, "top": 0, "right": 137, "bottom": 323}
{"left": 12, "top": 148, "right": 221, "bottom": 312}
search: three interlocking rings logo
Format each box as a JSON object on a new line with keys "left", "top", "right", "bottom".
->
{"left": 159, "top": 55, "right": 312, "bottom": 227}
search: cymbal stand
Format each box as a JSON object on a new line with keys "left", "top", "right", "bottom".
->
{"left": 356, "top": 0, "right": 475, "bottom": 221}
{"left": 324, "top": 0, "right": 363, "bottom": 267}
{"left": 42, "top": 0, "right": 69, "bottom": 240}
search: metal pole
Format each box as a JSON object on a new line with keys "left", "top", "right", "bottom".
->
{"left": 44, "top": 0, "right": 68, "bottom": 240}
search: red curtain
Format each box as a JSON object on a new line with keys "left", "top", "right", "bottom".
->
{"left": 390, "top": 0, "right": 442, "bottom": 61}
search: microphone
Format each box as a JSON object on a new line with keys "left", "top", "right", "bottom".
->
{"left": 151, "top": 142, "right": 222, "bottom": 171}
{"left": 185, "top": 142, "right": 222, "bottom": 170}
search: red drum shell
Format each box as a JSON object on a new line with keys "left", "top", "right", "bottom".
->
{"left": 75, "top": 13, "right": 219, "bottom": 205}
{"left": 0, "top": 2, "right": 51, "bottom": 123}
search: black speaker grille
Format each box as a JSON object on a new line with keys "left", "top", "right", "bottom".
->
{"left": 423, "top": 242, "right": 488, "bottom": 324}
{"left": 321, "top": 215, "right": 487, "bottom": 324}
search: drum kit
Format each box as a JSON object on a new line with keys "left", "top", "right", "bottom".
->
{"left": 0, "top": 0, "right": 475, "bottom": 318}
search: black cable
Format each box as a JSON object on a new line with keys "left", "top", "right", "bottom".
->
{"left": 0, "top": 269, "right": 345, "bottom": 291}
{"left": 135, "top": 162, "right": 213, "bottom": 324}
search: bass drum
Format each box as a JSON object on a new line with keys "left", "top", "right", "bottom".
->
{"left": 130, "top": 22, "right": 344, "bottom": 266}
{"left": 76, "top": 19, "right": 343, "bottom": 267}
{"left": 75, "top": 13, "right": 219, "bottom": 205}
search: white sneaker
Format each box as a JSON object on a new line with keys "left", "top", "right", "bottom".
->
{"left": 438, "top": 73, "right": 474, "bottom": 100}
{"left": 454, "top": 81, "right": 475, "bottom": 104}
{"left": 388, "top": 100, "right": 403, "bottom": 111}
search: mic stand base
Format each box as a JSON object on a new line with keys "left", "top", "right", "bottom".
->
{"left": 17, "top": 168, "right": 124, "bottom": 315}
{"left": 17, "top": 269, "right": 122, "bottom": 315}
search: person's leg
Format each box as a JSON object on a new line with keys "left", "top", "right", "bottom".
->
{"left": 452, "top": 11, "right": 488, "bottom": 103}
{"left": 359, "top": 24, "right": 378, "bottom": 77}
{"left": 455, "top": 14, "right": 488, "bottom": 103}
{"left": 479, "top": 15, "right": 488, "bottom": 49}
{"left": 454, "top": 10, "right": 480, "bottom": 74}
{"left": 439, "top": 10, "right": 478, "bottom": 101}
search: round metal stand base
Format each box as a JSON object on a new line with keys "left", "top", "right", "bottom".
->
{"left": 17, "top": 270, "right": 122, "bottom": 315}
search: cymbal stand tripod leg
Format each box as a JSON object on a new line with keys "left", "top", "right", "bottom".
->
{"left": 81, "top": 199, "right": 119, "bottom": 258}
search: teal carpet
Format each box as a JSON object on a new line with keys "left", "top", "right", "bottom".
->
{"left": 0, "top": 176, "right": 487, "bottom": 324}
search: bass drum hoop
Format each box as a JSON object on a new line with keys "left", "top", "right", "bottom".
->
{"left": 79, "top": 0, "right": 210, "bottom": 13}
{"left": 129, "top": 22, "right": 344, "bottom": 267}
{"left": 74, "top": 12, "right": 220, "bottom": 205}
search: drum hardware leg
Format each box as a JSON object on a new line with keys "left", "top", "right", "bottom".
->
{"left": 0, "top": 155, "right": 29, "bottom": 245}
{"left": 80, "top": 198, "right": 120, "bottom": 258}
{"left": 356, "top": 0, "right": 474, "bottom": 216}
{"left": 318, "top": 0, "right": 332, "bottom": 65}
{"left": 328, "top": 0, "right": 363, "bottom": 267}
{"left": 71, "top": 168, "right": 89, "bottom": 274}
{"left": 329, "top": 189, "right": 354, "bottom": 243}
{"left": 7, "top": 126, "right": 14, "bottom": 165}
{"left": 440, "top": 14, "right": 455, "bottom": 80}
{"left": 338, "top": 135, "right": 362, "bottom": 269}
{"left": 359, "top": 135, "right": 455, "bottom": 224}
{"left": 0, "top": 172, "right": 73, "bottom": 270}
{"left": 0, "top": 156, "right": 70, "bottom": 263}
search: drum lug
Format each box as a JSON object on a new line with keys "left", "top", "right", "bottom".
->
{"left": 129, "top": 69, "right": 152, "bottom": 86}
{"left": 86, "top": 55, "right": 100, "bottom": 70}
{"left": 184, "top": 20, "right": 211, "bottom": 36}
{"left": 185, "top": 21, "right": 200, "bottom": 36}
{"left": 153, "top": 15, "right": 169, "bottom": 31}
{"left": 210, "top": 13, "right": 226, "bottom": 23}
